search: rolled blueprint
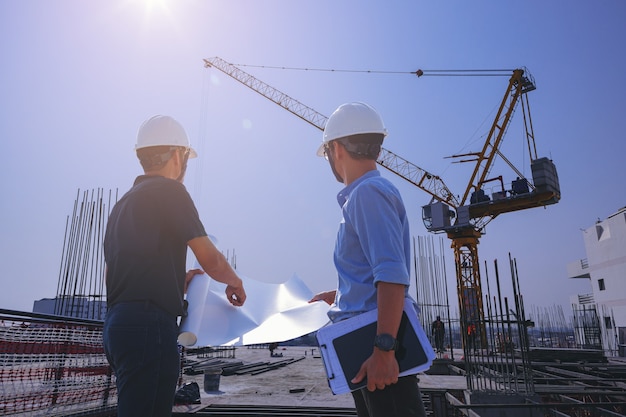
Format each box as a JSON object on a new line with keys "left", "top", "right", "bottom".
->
{"left": 178, "top": 272, "right": 210, "bottom": 346}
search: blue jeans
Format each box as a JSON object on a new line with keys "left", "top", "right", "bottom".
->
{"left": 103, "top": 301, "right": 180, "bottom": 417}
{"left": 351, "top": 375, "right": 427, "bottom": 417}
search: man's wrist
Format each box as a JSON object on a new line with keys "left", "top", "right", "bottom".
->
{"left": 374, "top": 333, "right": 398, "bottom": 352}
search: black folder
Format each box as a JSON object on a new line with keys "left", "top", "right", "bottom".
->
{"left": 316, "top": 299, "right": 435, "bottom": 394}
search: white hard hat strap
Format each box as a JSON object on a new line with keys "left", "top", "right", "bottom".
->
{"left": 138, "top": 148, "right": 176, "bottom": 167}
{"left": 339, "top": 140, "right": 381, "bottom": 158}
{"left": 176, "top": 149, "right": 190, "bottom": 182}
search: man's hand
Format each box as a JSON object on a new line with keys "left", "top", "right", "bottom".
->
{"left": 351, "top": 349, "right": 399, "bottom": 392}
{"left": 308, "top": 290, "right": 336, "bottom": 305}
{"left": 184, "top": 269, "right": 204, "bottom": 294}
{"left": 225, "top": 278, "right": 246, "bottom": 307}
{"left": 187, "top": 236, "right": 246, "bottom": 307}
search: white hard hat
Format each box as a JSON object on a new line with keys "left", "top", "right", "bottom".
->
{"left": 135, "top": 115, "right": 197, "bottom": 158}
{"left": 317, "top": 102, "right": 387, "bottom": 156}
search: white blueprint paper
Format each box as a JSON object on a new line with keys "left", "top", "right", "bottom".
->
{"left": 178, "top": 271, "right": 331, "bottom": 347}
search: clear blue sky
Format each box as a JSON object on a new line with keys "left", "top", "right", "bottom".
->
{"left": 1, "top": 1, "right": 624, "bottom": 315}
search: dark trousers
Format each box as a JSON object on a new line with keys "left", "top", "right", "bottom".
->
{"left": 103, "top": 301, "right": 180, "bottom": 417}
{"left": 435, "top": 335, "right": 445, "bottom": 352}
{"left": 351, "top": 375, "right": 427, "bottom": 417}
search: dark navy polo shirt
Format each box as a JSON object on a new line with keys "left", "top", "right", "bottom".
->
{"left": 104, "top": 175, "right": 207, "bottom": 317}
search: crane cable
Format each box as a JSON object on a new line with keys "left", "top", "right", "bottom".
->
{"left": 230, "top": 63, "right": 515, "bottom": 77}
{"left": 223, "top": 60, "right": 520, "bottom": 169}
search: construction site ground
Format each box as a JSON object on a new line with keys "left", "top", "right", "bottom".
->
{"left": 172, "top": 345, "right": 466, "bottom": 414}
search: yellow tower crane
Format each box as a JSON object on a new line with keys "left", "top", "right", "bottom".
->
{"left": 203, "top": 57, "right": 561, "bottom": 347}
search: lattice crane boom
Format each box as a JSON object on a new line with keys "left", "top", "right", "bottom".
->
{"left": 203, "top": 57, "right": 460, "bottom": 209}
{"left": 458, "top": 68, "right": 536, "bottom": 206}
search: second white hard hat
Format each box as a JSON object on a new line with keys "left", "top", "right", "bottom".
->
{"left": 135, "top": 115, "right": 197, "bottom": 158}
{"left": 317, "top": 102, "right": 387, "bottom": 157}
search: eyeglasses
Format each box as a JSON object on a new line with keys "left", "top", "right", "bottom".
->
{"left": 170, "top": 146, "right": 190, "bottom": 159}
{"left": 323, "top": 143, "right": 331, "bottom": 161}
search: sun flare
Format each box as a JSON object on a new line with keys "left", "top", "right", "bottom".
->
{"left": 142, "top": 0, "right": 170, "bottom": 17}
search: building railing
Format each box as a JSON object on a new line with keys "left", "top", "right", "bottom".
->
{"left": 577, "top": 293, "right": 595, "bottom": 304}
{"left": 0, "top": 309, "right": 117, "bottom": 416}
{"left": 188, "top": 345, "right": 236, "bottom": 359}
{"left": 580, "top": 258, "right": 589, "bottom": 269}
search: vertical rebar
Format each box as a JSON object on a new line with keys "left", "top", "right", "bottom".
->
{"left": 54, "top": 188, "right": 113, "bottom": 319}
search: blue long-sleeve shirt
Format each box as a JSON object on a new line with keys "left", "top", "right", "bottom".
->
{"left": 328, "top": 170, "right": 412, "bottom": 323}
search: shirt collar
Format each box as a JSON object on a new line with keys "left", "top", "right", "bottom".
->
{"left": 337, "top": 169, "right": 380, "bottom": 207}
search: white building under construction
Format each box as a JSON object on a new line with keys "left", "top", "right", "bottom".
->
{"left": 567, "top": 205, "right": 626, "bottom": 356}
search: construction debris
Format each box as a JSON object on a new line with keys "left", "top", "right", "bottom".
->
{"left": 183, "top": 355, "right": 306, "bottom": 377}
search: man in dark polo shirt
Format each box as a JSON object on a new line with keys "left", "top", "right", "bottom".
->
{"left": 103, "top": 115, "right": 246, "bottom": 417}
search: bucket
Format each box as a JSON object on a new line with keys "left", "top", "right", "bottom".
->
{"left": 203, "top": 369, "right": 222, "bottom": 393}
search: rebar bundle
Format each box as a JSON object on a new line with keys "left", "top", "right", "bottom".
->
{"left": 54, "top": 188, "right": 116, "bottom": 320}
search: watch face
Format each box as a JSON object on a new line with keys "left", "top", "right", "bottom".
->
{"left": 375, "top": 334, "right": 397, "bottom": 351}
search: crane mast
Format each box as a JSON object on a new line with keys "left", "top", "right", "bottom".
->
{"left": 204, "top": 57, "right": 560, "bottom": 350}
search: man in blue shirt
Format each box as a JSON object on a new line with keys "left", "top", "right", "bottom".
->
{"left": 310, "top": 102, "right": 426, "bottom": 417}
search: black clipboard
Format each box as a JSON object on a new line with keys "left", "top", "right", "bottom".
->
{"left": 316, "top": 299, "right": 435, "bottom": 395}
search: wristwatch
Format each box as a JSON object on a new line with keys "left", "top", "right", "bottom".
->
{"left": 374, "top": 333, "right": 398, "bottom": 352}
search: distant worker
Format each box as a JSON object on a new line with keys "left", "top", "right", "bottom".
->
{"left": 103, "top": 115, "right": 246, "bottom": 417}
{"left": 467, "top": 321, "right": 478, "bottom": 353}
{"left": 269, "top": 342, "right": 281, "bottom": 357}
{"left": 309, "top": 102, "right": 427, "bottom": 417}
{"left": 431, "top": 316, "right": 445, "bottom": 353}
